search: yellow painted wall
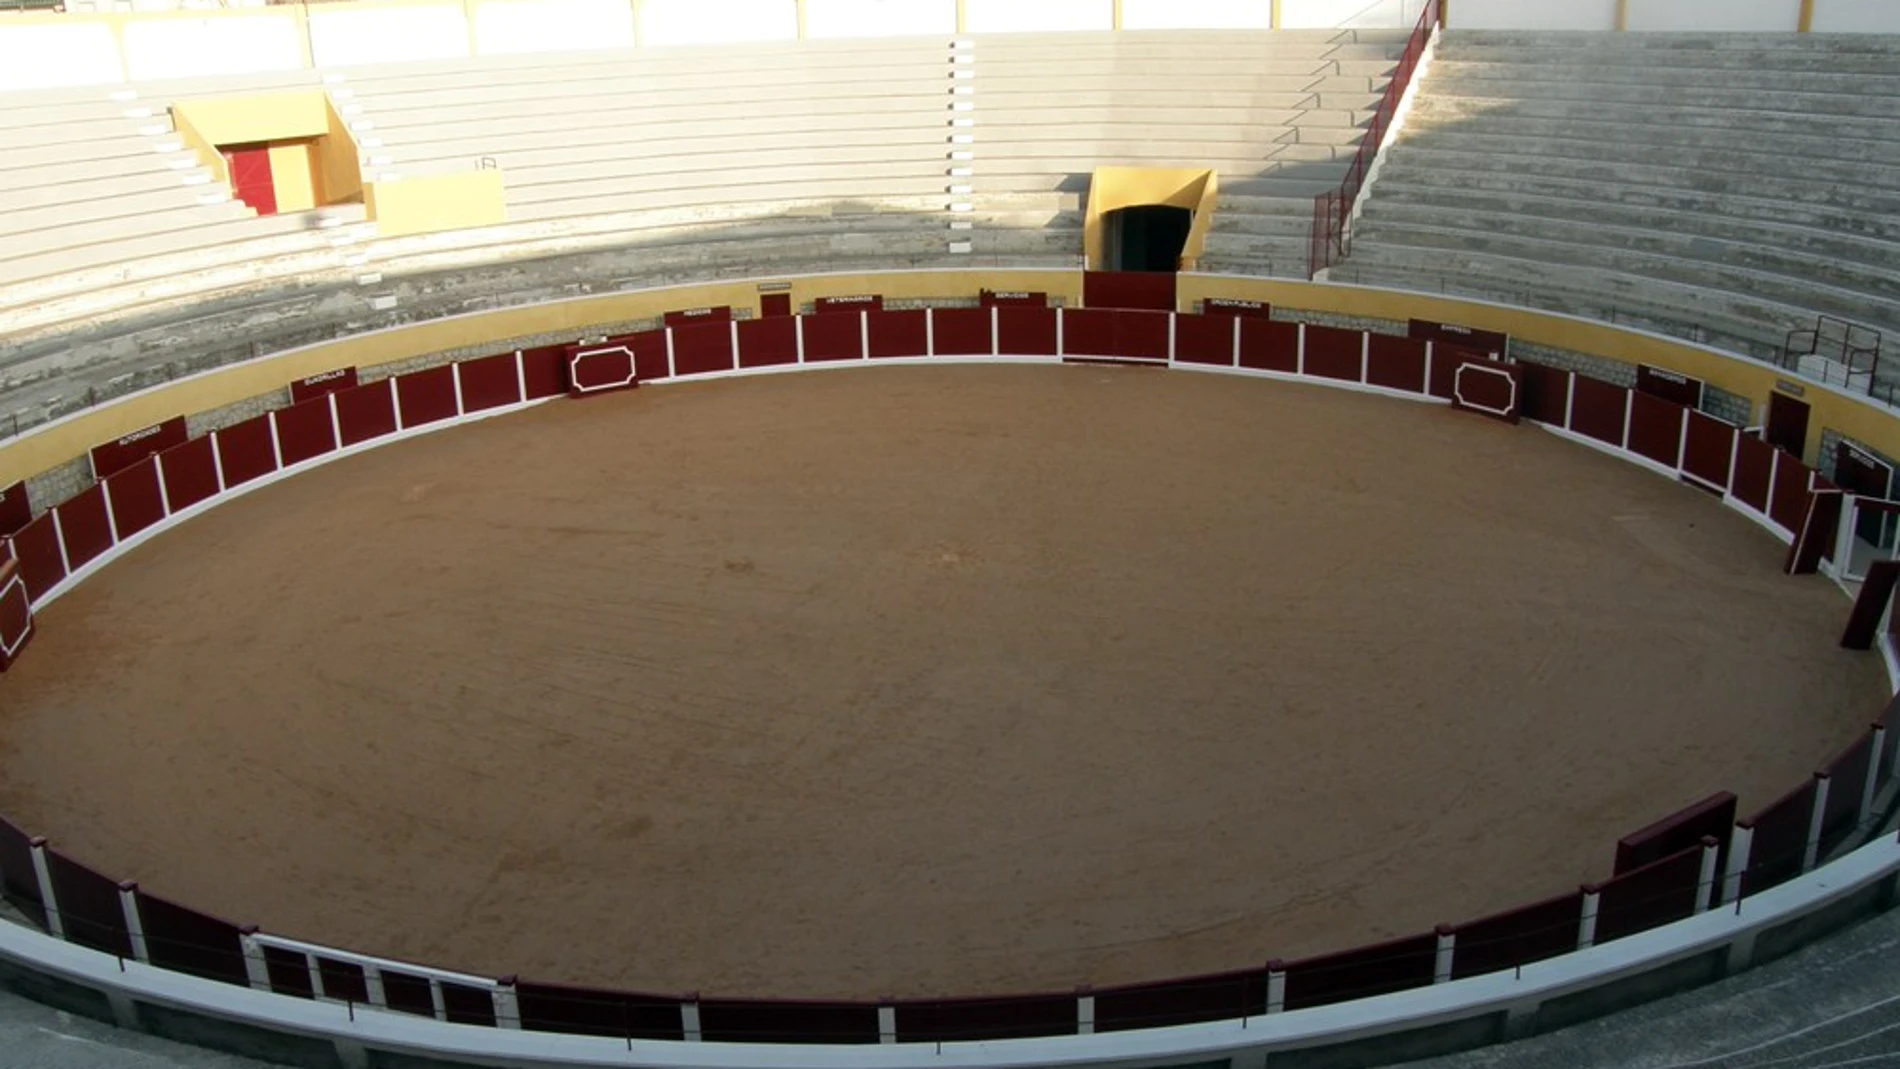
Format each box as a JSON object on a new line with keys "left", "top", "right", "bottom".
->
{"left": 172, "top": 92, "right": 328, "bottom": 147}
{"left": 169, "top": 107, "right": 226, "bottom": 187}
{"left": 267, "top": 142, "right": 320, "bottom": 213}
{"left": 1084, "top": 167, "right": 1218, "bottom": 271}
{"left": 321, "top": 99, "right": 365, "bottom": 205}
{"left": 4, "top": 272, "right": 1895, "bottom": 492}
{"left": 365, "top": 170, "right": 507, "bottom": 237}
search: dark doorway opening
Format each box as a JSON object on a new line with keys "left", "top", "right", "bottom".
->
{"left": 1765, "top": 391, "right": 1810, "bottom": 458}
{"left": 1102, "top": 205, "right": 1191, "bottom": 273}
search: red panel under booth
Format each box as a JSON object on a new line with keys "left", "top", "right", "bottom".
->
{"left": 867, "top": 309, "right": 929, "bottom": 359}
{"left": 135, "top": 890, "right": 249, "bottom": 986}
{"left": 520, "top": 346, "right": 568, "bottom": 399}
{"left": 158, "top": 436, "right": 220, "bottom": 513}
{"left": 1518, "top": 363, "right": 1570, "bottom": 426}
{"left": 1449, "top": 890, "right": 1585, "bottom": 980}
{"left": 289, "top": 367, "right": 357, "bottom": 405}
{"left": 1283, "top": 932, "right": 1437, "bottom": 1010}
{"left": 214, "top": 415, "right": 278, "bottom": 489}
{"left": 0, "top": 480, "right": 28, "bottom": 538}
{"left": 1769, "top": 457, "right": 1814, "bottom": 533}
{"left": 663, "top": 305, "right": 731, "bottom": 328}
{"left": 1173, "top": 312, "right": 1236, "bottom": 366}
{"left": 1365, "top": 334, "right": 1427, "bottom": 394}
{"left": 1567, "top": 375, "right": 1629, "bottom": 448}
{"left": 1819, "top": 731, "right": 1876, "bottom": 854}
{"left": 980, "top": 289, "right": 1046, "bottom": 307}
{"left": 696, "top": 999, "right": 881, "bottom": 1044}
{"left": 1094, "top": 968, "right": 1267, "bottom": 1032}
{"left": 566, "top": 345, "right": 637, "bottom": 397}
{"left": 737, "top": 316, "right": 799, "bottom": 369}
{"left": 1636, "top": 364, "right": 1704, "bottom": 408}
{"left": 997, "top": 306, "right": 1058, "bottom": 356}
{"left": 10, "top": 513, "right": 63, "bottom": 602}
{"left": 44, "top": 850, "right": 132, "bottom": 958}
{"left": 672, "top": 320, "right": 737, "bottom": 376}
{"left": 1681, "top": 412, "right": 1737, "bottom": 491}
{"left": 89, "top": 415, "right": 187, "bottom": 481}
{"left": 615, "top": 330, "right": 670, "bottom": 384}
{"left": 459, "top": 353, "right": 524, "bottom": 412}
{"left": 1238, "top": 318, "right": 1299, "bottom": 373}
{"left": 1302, "top": 325, "right": 1362, "bottom": 382}
{"left": 931, "top": 307, "right": 993, "bottom": 356}
{"left": 800, "top": 312, "right": 865, "bottom": 363}
{"left": 1592, "top": 844, "right": 1705, "bottom": 944}
{"left": 1061, "top": 308, "right": 1115, "bottom": 359}
{"left": 1626, "top": 391, "right": 1685, "bottom": 469}
{"left": 761, "top": 293, "right": 792, "bottom": 317}
{"left": 272, "top": 397, "right": 337, "bottom": 467}
{"left": 57, "top": 484, "right": 113, "bottom": 571}
{"left": 1202, "top": 297, "right": 1272, "bottom": 319}
{"left": 1409, "top": 318, "right": 1507, "bottom": 357}
{"left": 1731, "top": 434, "right": 1776, "bottom": 513}
{"left": 1615, "top": 792, "right": 1736, "bottom": 876}
{"left": 0, "top": 560, "right": 32, "bottom": 669}
{"left": 814, "top": 294, "right": 882, "bottom": 314}
{"left": 334, "top": 382, "right": 399, "bottom": 448}
{"left": 1743, "top": 778, "right": 1819, "bottom": 895}
{"left": 104, "top": 457, "right": 165, "bottom": 541}
{"left": 1112, "top": 310, "right": 1171, "bottom": 362}
{"left": 892, "top": 993, "right": 1076, "bottom": 1043}
{"left": 1450, "top": 359, "right": 1522, "bottom": 423}
{"left": 513, "top": 980, "right": 684, "bottom": 1040}
{"left": 395, "top": 366, "right": 459, "bottom": 427}
{"left": 1082, "top": 270, "right": 1176, "bottom": 311}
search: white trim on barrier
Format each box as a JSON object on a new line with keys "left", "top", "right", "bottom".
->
{"left": 566, "top": 345, "right": 638, "bottom": 395}
{"left": 1452, "top": 362, "right": 1517, "bottom": 419}
{"left": 0, "top": 572, "right": 30, "bottom": 659}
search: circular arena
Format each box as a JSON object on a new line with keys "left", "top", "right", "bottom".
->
{"left": 2, "top": 1, "right": 1900, "bottom": 1068}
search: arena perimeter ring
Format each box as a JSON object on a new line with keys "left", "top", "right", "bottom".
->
{"left": 1, "top": 272, "right": 1899, "bottom": 1068}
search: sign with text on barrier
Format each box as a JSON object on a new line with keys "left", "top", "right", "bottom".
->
{"left": 1636, "top": 364, "right": 1704, "bottom": 409}
{"left": 814, "top": 294, "right": 882, "bottom": 313}
{"left": 1202, "top": 297, "right": 1273, "bottom": 318}
{"left": 1409, "top": 318, "right": 1508, "bottom": 359}
{"left": 289, "top": 367, "right": 358, "bottom": 405}
{"left": 89, "top": 416, "right": 187, "bottom": 481}
{"left": 979, "top": 290, "right": 1047, "bottom": 307}
{"left": 663, "top": 306, "right": 731, "bottom": 327}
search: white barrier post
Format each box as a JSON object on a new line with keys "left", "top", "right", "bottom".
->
{"left": 877, "top": 1005, "right": 896, "bottom": 1045}
{"left": 1694, "top": 837, "right": 1721, "bottom": 914}
{"left": 492, "top": 975, "right": 520, "bottom": 1029}
{"left": 1076, "top": 989, "right": 1095, "bottom": 1035}
{"left": 117, "top": 881, "right": 148, "bottom": 964}
{"left": 1265, "top": 961, "right": 1286, "bottom": 1014}
{"left": 1805, "top": 772, "right": 1832, "bottom": 872}
{"left": 1722, "top": 822, "right": 1754, "bottom": 906}
{"left": 681, "top": 998, "right": 702, "bottom": 1041}
{"left": 239, "top": 928, "right": 271, "bottom": 990}
{"left": 27, "top": 837, "right": 62, "bottom": 939}
{"left": 1576, "top": 887, "right": 1601, "bottom": 950}
{"left": 1432, "top": 926, "right": 1455, "bottom": 984}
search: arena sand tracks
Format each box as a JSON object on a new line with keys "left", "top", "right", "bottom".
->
{"left": 0, "top": 364, "right": 1882, "bottom": 1000}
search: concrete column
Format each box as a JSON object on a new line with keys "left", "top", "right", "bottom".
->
{"left": 1805, "top": 772, "right": 1831, "bottom": 872}
{"left": 28, "top": 838, "right": 62, "bottom": 939}
{"left": 1694, "top": 836, "right": 1721, "bottom": 914}
{"left": 239, "top": 928, "right": 272, "bottom": 990}
{"left": 1265, "top": 961, "right": 1286, "bottom": 1013}
{"left": 117, "top": 881, "right": 148, "bottom": 964}
{"left": 1722, "top": 822, "right": 1754, "bottom": 906}
{"left": 1799, "top": 0, "right": 1816, "bottom": 32}
{"left": 1576, "top": 887, "right": 1600, "bottom": 950}
{"left": 1432, "top": 926, "right": 1455, "bottom": 984}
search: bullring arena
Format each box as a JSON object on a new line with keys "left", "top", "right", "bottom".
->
{"left": 2, "top": 1, "right": 1900, "bottom": 1068}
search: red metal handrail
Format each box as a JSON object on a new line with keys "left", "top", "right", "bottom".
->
{"left": 1307, "top": 0, "right": 1441, "bottom": 279}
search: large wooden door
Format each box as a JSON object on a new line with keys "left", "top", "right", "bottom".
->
{"left": 1765, "top": 391, "right": 1809, "bottom": 457}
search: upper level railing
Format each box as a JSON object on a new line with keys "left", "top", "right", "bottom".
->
{"left": 1306, "top": 0, "right": 1439, "bottom": 279}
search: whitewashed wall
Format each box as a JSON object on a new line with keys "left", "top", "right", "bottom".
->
{"left": 803, "top": 0, "right": 957, "bottom": 39}
{"left": 1280, "top": 0, "right": 1421, "bottom": 29}
{"left": 1808, "top": 0, "right": 1900, "bottom": 34}
{"left": 309, "top": 5, "right": 470, "bottom": 67}
{"left": 1448, "top": 0, "right": 1616, "bottom": 30}
{"left": 639, "top": 0, "right": 799, "bottom": 45}
{"left": 963, "top": 0, "right": 1115, "bottom": 34}
{"left": 474, "top": 0, "right": 635, "bottom": 54}
{"left": 121, "top": 15, "right": 305, "bottom": 81}
{"left": 1120, "top": 0, "right": 1273, "bottom": 29}
{"left": 0, "top": 22, "right": 122, "bottom": 89}
{"left": 1624, "top": 0, "right": 1799, "bottom": 32}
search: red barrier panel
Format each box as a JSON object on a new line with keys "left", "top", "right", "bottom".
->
{"left": 1636, "top": 365, "right": 1704, "bottom": 408}
{"left": 867, "top": 309, "right": 928, "bottom": 359}
{"left": 396, "top": 366, "right": 459, "bottom": 428}
{"left": 1112, "top": 310, "right": 1171, "bottom": 362}
{"left": 214, "top": 415, "right": 278, "bottom": 489}
{"left": 893, "top": 993, "right": 1075, "bottom": 1043}
{"left": 57, "top": 484, "right": 113, "bottom": 571}
{"left": 1449, "top": 890, "right": 1583, "bottom": 980}
{"left": 1568, "top": 376, "right": 1628, "bottom": 447}
{"left": 10, "top": 513, "right": 64, "bottom": 602}
{"left": 1061, "top": 308, "right": 1115, "bottom": 359}
{"left": 514, "top": 980, "right": 684, "bottom": 1040}
{"left": 289, "top": 367, "right": 358, "bottom": 405}
{"left": 814, "top": 294, "right": 882, "bottom": 313}
{"left": 89, "top": 415, "right": 188, "bottom": 481}
{"left": 1519, "top": 363, "right": 1570, "bottom": 426}
{"left": 997, "top": 307, "right": 1058, "bottom": 356}
{"left": 1083, "top": 271, "right": 1175, "bottom": 311}
{"left": 1302, "top": 325, "right": 1362, "bottom": 382}
{"left": 105, "top": 457, "right": 165, "bottom": 541}
{"left": 697, "top": 999, "right": 881, "bottom": 1044}
{"left": 0, "top": 559, "right": 32, "bottom": 669}
{"left": 1239, "top": 318, "right": 1298, "bottom": 373}
{"left": 1450, "top": 359, "right": 1522, "bottom": 423}
{"left": 315, "top": 957, "right": 369, "bottom": 1002}
{"left": 1593, "top": 843, "right": 1706, "bottom": 944}
{"left": 158, "top": 436, "right": 220, "bottom": 513}
{"left": 1615, "top": 792, "right": 1735, "bottom": 876}
{"left": 335, "top": 381, "right": 399, "bottom": 448}
{"left": 1819, "top": 731, "right": 1875, "bottom": 853}
{"left": 931, "top": 307, "right": 993, "bottom": 356}
{"left": 1409, "top": 318, "right": 1507, "bottom": 357}
{"left": 599, "top": 330, "right": 663, "bottom": 384}
{"left": 520, "top": 347, "right": 568, "bottom": 400}
{"left": 272, "top": 398, "right": 337, "bottom": 467}
{"left": 1094, "top": 968, "right": 1266, "bottom": 1032}
{"left": 737, "top": 316, "right": 798, "bottom": 369}
{"left": 1283, "top": 932, "right": 1437, "bottom": 1010}
{"left": 1681, "top": 412, "right": 1736, "bottom": 492}
{"left": 664, "top": 305, "right": 731, "bottom": 327}
{"left": 980, "top": 289, "right": 1045, "bottom": 307}
{"left": 672, "top": 321, "right": 736, "bottom": 376}
{"left": 1173, "top": 313, "right": 1236, "bottom": 367}
{"left": 441, "top": 981, "right": 498, "bottom": 1026}
{"left": 134, "top": 890, "right": 248, "bottom": 986}
{"left": 1743, "top": 776, "right": 1819, "bottom": 895}
{"left": 1627, "top": 392, "right": 1685, "bottom": 469}
{"left": 1202, "top": 297, "right": 1272, "bottom": 319}
{"left": 566, "top": 345, "right": 637, "bottom": 397}
{"left": 0, "top": 480, "right": 27, "bottom": 538}
{"left": 1366, "top": 334, "right": 1427, "bottom": 394}
{"left": 1769, "top": 457, "right": 1813, "bottom": 533}
{"left": 0, "top": 816, "right": 42, "bottom": 920}
{"left": 459, "top": 353, "right": 524, "bottom": 412}
{"left": 1787, "top": 480, "right": 1839, "bottom": 575}
{"left": 260, "top": 944, "right": 314, "bottom": 997}
{"left": 1731, "top": 435, "right": 1776, "bottom": 513}
{"left": 800, "top": 311, "right": 865, "bottom": 363}
{"left": 45, "top": 850, "right": 132, "bottom": 958}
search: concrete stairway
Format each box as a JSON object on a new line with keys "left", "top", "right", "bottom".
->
{"left": 1335, "top": 31, "right": 1900, "bottom": 364}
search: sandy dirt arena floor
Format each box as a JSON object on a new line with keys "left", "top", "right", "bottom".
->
{"left": 0, "top": 364, "right": 1886, "bottom": 1000}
